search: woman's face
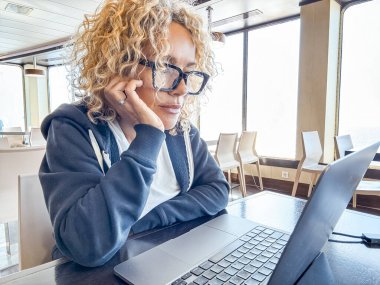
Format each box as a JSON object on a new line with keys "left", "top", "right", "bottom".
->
{"left": 136, "top": 22, "right": 196, "bottom": 130}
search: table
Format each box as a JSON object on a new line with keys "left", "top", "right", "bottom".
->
{"left": 345, "top": 148, "right": 380, "bottom": 171}
{"left": 346, "top": 148, "right": 380, "bottom": 162}
{"left": 1, "top": 191, "right": 380, "bottom": 285}
{"left": 0, "top": 146, "right": 45, "bottom": 153}
{"left": 0, "top": 132, "right": 31, "bottom": 146}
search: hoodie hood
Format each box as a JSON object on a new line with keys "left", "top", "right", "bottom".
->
{"left": 41, "top": 102, "right": 116, "bottom": 164}
{"left": 41, "top": 103, "right": 94, "bottom": 139}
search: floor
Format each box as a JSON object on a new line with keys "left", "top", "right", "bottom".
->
{"left": 0, "top": 179, "right": 378, "bottom": 277}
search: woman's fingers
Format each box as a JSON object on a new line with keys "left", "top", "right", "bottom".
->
{"left": 103, "top": 77, "right": 164, "bottom": 131}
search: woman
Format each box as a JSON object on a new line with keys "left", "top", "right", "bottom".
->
{"left": 39, "top": 0, "right": 229, "bottom": 267}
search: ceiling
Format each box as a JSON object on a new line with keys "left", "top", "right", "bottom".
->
{"left": 0, "top": 0, "right": 360, "bottom": 66}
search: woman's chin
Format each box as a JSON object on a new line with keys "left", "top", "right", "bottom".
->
{"left": 163, "top": 119, "right": 179, "bottom": 131}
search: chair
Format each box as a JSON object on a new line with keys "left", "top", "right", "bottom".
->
{"left": 0, "top": 147, "right": 45, "bottom": 256}
{"left": 18, "top": 174, "right": 54, "bottom": 270}
{"left": 0, "top": 137, "right": 9, "bottom": 148}
{"left": 30, "top": 127, "right": 46, "bottom": 146}
{"left": 214, "top": 133, "right": 246, "bottom": 197}
{"left": 335, "top": 134, "right": 380, "bottom": 208}
{"left": 334, "top": 134, "right": 353, "bottom": 159}
{"left": 236, "top": 131, "right": 263, "bottom": 190}
{"left": 292, "top": 131, "right": 327, "bottom": 197}
{"left": 3, "top": 126, "right": 23, "bottom": 147}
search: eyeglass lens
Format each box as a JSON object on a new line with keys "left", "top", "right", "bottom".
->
{"left": 155, "top": 66, "right": 205, "bottom": 94}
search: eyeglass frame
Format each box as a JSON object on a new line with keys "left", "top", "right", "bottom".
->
{"left": 138, "top": 58, "right": 210, "bottom": 95}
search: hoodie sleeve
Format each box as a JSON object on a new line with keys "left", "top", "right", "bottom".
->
{"left": 132, "top": 126, "right": 229, "bottom": 233}
{"left": 39, "top": 117, "right": 165, "bottom": 267}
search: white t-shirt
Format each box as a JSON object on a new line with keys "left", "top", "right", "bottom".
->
{"left": 108, "top": 121, "right": 180, "bottom": 219}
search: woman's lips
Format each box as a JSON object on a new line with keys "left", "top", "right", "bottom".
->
{"left": 159, "top": 104, "right": 182, "bottom": 114}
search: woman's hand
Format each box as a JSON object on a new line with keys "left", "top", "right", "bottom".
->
{"left": 104, "top": 77, "right": 164, "bottom": 132}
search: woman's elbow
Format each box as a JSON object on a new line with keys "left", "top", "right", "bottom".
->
{"left": 56, "top": 239, "right": 116, "bottom": 267}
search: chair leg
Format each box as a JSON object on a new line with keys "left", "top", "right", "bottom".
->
{"left": 292, "top": 166, "right": 302, "bottom": 197}
{"left": 353, "top": 192, "right": 357, "bottom": 208}
{"left": 237, "top": 166, "right": 247, "bottom": 197}
{"left": 227, "top": 170, "right": 232, "bottom": 185}
{"left": 255, "top": 161, "right": 264, "bottom": 190}
{"left": 307, "top": 173, "right": 317, "bottom": 197}
{"left": 5, "top": 222, "right": 11, "bottom": 256}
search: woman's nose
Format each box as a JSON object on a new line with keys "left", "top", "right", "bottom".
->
{"left": 168, "top": 77, "right": 188, "bottom": 97}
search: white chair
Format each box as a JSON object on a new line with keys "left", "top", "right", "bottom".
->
{"left": 334, "top": 134, "right": 353, "bottom": 159}
{"left": 335, "top": 134, "right": 380, "bottom": 208}
{"left": 30, "top": 127, "right": 46, "bottom": 146}
{"left": 0, "top": 137, "right": 9, "bottom": 148}
{"left": 3, "top": 126, "right": 23, "bottom": 147}
{"left": 18, "top": 174, "right": 54, "bottom": 270}
{"left": 236, "top": 131, "right": 263, "bottom": 190}
{"left": 292, "top": 131, "right": 327, "bottom": 197}
{"left": 214, "top": 133, "right": 246, "bottom": 197}
{"left": 0, "top": 147, "right": 45, "bottom": 255}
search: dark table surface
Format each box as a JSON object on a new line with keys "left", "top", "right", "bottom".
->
{"left": 346, "top": 148, "right": 380, "bottom": 162}
{"left": 1, "top": 191, "right": 380, "bottom": 285}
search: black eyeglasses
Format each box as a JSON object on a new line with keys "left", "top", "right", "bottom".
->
{"left": 138, "top": 59, "right": 210, "bottom": 95}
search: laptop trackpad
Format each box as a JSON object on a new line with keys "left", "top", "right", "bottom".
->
{"left": 114, "top": 247, "right": 189, "bottom": 285}
{"left": 115, "top": 224, "right": 238, "bottom": 285}
{"left": 159, "top": 224, "right": 238, "bottom": 265}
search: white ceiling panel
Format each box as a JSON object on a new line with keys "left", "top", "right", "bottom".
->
{"left": 0, "top": 31, "right": 45, "bottom": 45}
{"left": 0, "top": 25, "right": 55, "bottom": 40}
{"left": 0, "top": 0, "right": 102, "bottom": 57}
{"left": 1, "top": 0, "right": 100, "bottom": 18}
{"left": 0, "top": 17, "right": 68, "bottom": 36}
{"left": 0, "top": 10, "right": 79, "bottom": 33}
{"left": 0, "top": 0, "right": 305, "bottom": 65}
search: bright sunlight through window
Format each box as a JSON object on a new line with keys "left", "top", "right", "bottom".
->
{"left": 339, "top": 0, "right": 380, "bottom": 148}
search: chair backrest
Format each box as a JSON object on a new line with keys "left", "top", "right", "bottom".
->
{"left": 334, "top": 134, "right": 354, "bottom": 159}
{"left": 0, "top": 147, "right": 45, "bottom": 223}
{"left": 3, "top": 126, "right": 23, "bottom": 146}
{"left": 0, "top": 137, "right": 9, "bottom": 148}
{"left": 237, "top": 131, "right": 259, "bottom": 163}
{"left": 215, "top": 133, "right": 238, "bottom": 170}
{"left": 30, "top": 127, "right": 46, "bottom": 146}
{"left": 301, "top": 131, "right": 323, "bottom": 166}
{"left": 18, "top": 174, "right": 54, "bottom": 270}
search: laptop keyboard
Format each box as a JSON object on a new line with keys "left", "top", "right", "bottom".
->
{"left": 170, "top": 226, "right": 289, "bottom": 285}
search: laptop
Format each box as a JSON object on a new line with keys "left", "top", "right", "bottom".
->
{"left": 114, "top": 142, "right": 380, "bottom": 285}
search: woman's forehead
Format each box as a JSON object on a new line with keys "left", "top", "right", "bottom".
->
{"left": 142, "top": 22, "right": 196, "bottom": 65}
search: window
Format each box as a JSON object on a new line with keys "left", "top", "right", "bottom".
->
{"left": 200, "top": 33, "right": 244, "bottom": 141}
{"left": 247, "top": 19, "right": 300, "bottom": 158}
{"left": 338, "top": 0, "right": 380, "bottom": 148}
{"left": 0, "top": 64, "right": 24, "bottom": 130}
{"left": 48, "top": 65, "right": 74, "bottom": 111}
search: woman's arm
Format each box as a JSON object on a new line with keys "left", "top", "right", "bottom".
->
{"left": 132, "top": 127, "right": 229, "bottom": 233}
{"left": 40, "top": 118, "right": 165, "bottom": 267}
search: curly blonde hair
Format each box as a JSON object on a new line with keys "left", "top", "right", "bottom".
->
{"left": 69, "top": 0, "right": 216, "bottom": 132}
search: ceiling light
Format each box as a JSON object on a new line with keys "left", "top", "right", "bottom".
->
{"left": 206, "top": 6, "right": 225, "bottom": 45}
{"left": 5, "top": 2, "right": 33, "bottom": 15}
{"left": 25, "top": 57, "right": 46, "bottom": 77}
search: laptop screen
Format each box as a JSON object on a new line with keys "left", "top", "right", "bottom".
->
{"left": 269, "top": 142, "right": 380, "bottom": 284}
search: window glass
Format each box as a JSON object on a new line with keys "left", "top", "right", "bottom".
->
{"left": 247, "top": 19, "right": 300, "bottom": 158}
{"left": 48, "top": 65, "right": 74, "bottom": 111}
{"left": 0, "top": 64, "right": 24, "bottom": 130}
{"left": 338, "top": 0, "right": 380, "bottom": 148}
{"left": 200, "top": 33, "right": 244, "bottom": 141}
